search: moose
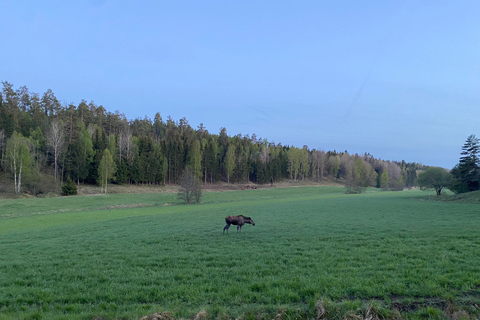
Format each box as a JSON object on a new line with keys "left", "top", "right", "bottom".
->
{"left": 223, "top": 215, "right": 255, "bottom": 235}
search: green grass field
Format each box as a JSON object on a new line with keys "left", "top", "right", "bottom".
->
{"left": 1, "top": 187, "right": 479, "bottom": 319}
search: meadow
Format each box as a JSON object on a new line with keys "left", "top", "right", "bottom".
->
{"left": 0, "top": 186, "right": 479, "bottom": 319}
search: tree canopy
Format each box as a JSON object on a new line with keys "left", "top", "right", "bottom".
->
{"left": 418, "top": 167, "right": 453, "bottom": 195}
{"left": 0, "top": 81, "right": 424, "bottom": 194}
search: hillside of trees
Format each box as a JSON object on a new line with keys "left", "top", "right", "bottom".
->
{"left": 0, "top": 81, "right": 424, "bottom": 195}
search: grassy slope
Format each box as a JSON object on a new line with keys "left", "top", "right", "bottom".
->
{"left": 0, "top": 187, "right": 479, "bottom": 319}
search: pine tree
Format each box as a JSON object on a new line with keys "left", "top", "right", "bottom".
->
{"left": 451, "top": 134, "right": 480, "bottom": 193}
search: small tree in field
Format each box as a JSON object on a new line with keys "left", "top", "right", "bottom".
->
{"left": 178, "top": 167, "right": 202, "bottom": 204}
{"left": 418, "top": 167, "right": 453, "bottom": 195}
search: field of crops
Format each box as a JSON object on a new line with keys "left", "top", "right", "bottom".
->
{"left": 1, "top": 186, "right": 479, "bottom": 319}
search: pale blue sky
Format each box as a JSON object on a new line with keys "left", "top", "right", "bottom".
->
{"left": 1, "top": 1, "right": 479, "bottom": 168}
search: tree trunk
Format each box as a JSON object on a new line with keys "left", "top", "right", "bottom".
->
{"left": 13, "top": 157, "right": 17, "bottom": 193}
{"left": 17, "top": 163, "right": 22, "bottom": 194}
{"left": 54, "top": 148, "right": 58, "bottom": 180}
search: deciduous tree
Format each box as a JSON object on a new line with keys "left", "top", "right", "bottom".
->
{"left": 418, "top": 167, "right": 453, "bottom": 195}
{"left": 98, "top": 148, "right": 116, "bottom": 193}
{"left": 380, "top": 169, "right": 389, "bottom": 189}
{"left": 6, "top": 131, "right": 31, "bottom": 193}
{"left": 178, "top": 167, "right": 202, "bottom": 204}
{"left": 46, "top": 119, "right": 66, "bottom": 181}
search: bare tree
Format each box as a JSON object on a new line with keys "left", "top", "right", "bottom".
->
{"left": 310, "top": 150, "right": 326, "bottom": 182}
{"left": 118, "top": 125, "right": 135, "bottom": 164}
{"left": 178, "top": 167, "right": 202, "bottom": 204}
{"left": 46, "top": 119, "right": 65, "bottom": 181}
{"left": 384, "top": 161, "right": 403, "bottom": 190}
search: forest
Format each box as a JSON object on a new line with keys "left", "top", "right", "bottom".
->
{"left": 0, "top": 81, "right": 423, "bottom": 195}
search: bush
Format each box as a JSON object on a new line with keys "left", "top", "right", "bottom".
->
{"left": 23, "top": 173, "right": 59, "bottom": 196}
{"left": 345, "top": 186, "right": 364, "bottom": 194}
{"left": 178, "top": 168, "right": 202, "bottom": 204}
{"left": 62, "top": 179, "right": 78, "bottom": 196}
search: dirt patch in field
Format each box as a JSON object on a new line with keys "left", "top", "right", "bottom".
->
{"left": 139, "top": 312, "right": 174, "bottom": 320}
{"left": 136, "top": 300, "right": 480, "bottom": 320}
{"left": 138, "top": 310, "right": 207, "bottom": 320}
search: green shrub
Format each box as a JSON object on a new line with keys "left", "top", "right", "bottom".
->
{"left": 61, "top": 179, "right": 77, "bottom": 196}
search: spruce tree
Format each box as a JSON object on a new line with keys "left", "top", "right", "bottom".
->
{"left": 451, "top": 134, "right": 480, "bottom": 193}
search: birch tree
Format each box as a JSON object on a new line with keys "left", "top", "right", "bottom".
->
{"left": 98, "top": 148, "right": 116, "bottom": 193}
{"left": 6, "top": 131, "right": 31, "bottom": 193}
{"left": 46, "top": 119, "right": 65, "bottom": 181}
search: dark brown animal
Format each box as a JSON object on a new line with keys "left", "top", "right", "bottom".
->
{"left": 223, "top": 215, "right": 255, "bottom": 235}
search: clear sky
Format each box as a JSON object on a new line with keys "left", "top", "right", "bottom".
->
{"left": 1, "top": 1, "right": 478, "bottom": 169}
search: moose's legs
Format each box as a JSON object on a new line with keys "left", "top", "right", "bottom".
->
{"left": 224, "top": 222, "right": 245, "bottom": 235}
{"left": 223, "top": 223, "right": 231, "bottom": 235}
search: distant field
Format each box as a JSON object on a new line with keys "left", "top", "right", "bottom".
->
{"left": 1, "top": 187, "right": 479, "bottom": 319}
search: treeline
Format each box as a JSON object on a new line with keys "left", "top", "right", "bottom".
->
{"left": 0, "top": 81, "right": 424, "bottom": 194}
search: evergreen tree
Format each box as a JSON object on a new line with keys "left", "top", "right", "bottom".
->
{"left": 88, "top": 126, "right": 107, "bottom": 184}
{"left": 137, "top": 136, "right": 163, "bottom": 184}
{"left": 62, "top": 178, "right": 78, "bottom": 196}
{"left": 41, "top": 89, "right": 61, "bottom": 116}
{"left": 188, "top": 139, "right": 202, "bottom": 178}
{"left": 1, "top": 81, "right": 19, "bottom": 136}
{"left": 224, "top": 144, "right": 235, "bottom": 183}
{"left": 65, "top": 122, "right": 93, "bottom": 184}
{"left": 206, "top": 136, "right": 220, "bottom": 183}
{"left": 451, "top": 134, "right": 480, "bottom": 193}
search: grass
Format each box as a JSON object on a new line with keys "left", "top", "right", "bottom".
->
{"left": 1, "top": 186, "right": 479, "bottom": 319}
{"left": 423, "top": 189, "right": 480, "bottom": 204}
